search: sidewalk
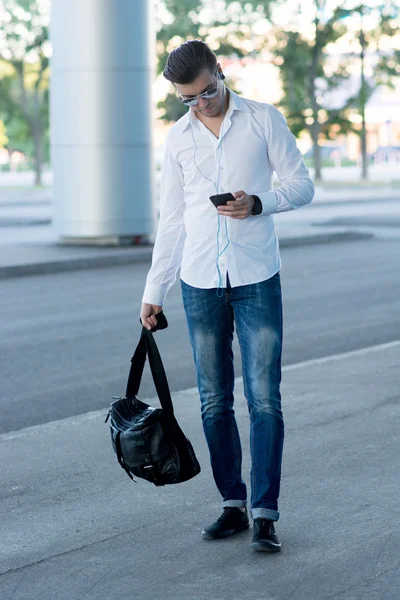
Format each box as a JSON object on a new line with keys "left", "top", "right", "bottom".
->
{"left": 0, "top": 223, "right": 374, "bottom": 279}
{"left": 2, "top": 184, "right": 392, "bottom": 279}
{"left": 1, "top": 162, "right": 399, "bottom": 187}
{"left": 1, "top": 341, "right": 399, "bottom": 600}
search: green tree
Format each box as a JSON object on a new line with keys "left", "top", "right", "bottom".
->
{"left": 0, "top": 0, "right": 50, "bottom": 184}
{"left": 345, "top": 3, "right": 399, "bottom": 179}
{"left": 0, "top": 71, "right": 34, "bottom": 164}
{"left": 271, "top": 2, "right": 359, "bottom": 181}
{"left": 155, "top": 0, "right": 274, "bottom": 122}
{"left": 0, "top": 118, "right": 8, "bottom": 148}
{"left": 271, "top": 1, "right": 400, "bottom": 181}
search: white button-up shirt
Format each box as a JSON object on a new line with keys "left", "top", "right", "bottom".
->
{"left": 142, "top": 90, "right": 314, "bottom": 306}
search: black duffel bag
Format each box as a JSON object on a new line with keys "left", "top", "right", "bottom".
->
{"left": 106, "top": 320, "right": 201, "bottom": 486}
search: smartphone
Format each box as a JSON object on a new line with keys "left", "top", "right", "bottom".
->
{"left": 209, "top": 192, "right": 235, "bottom": 208}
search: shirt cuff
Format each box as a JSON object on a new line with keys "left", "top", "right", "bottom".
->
{"left": 257, "top": 190, "right": 278, "bottom": 215}
{"left": 142, "top": 283, "right": 167, "bottom": 307}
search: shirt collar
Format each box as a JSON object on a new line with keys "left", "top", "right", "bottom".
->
{"left": 178, "top": 89, "right": 252, "bottom": 134}
{"left": 226, "top": 89, "right": 252, "bottom": 116}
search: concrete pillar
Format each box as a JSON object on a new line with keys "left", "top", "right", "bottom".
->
{"left": 50, "top": 0, "right": 155, "bottom": 244}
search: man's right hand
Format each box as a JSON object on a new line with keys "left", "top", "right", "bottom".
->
{"left": 140, "top": 302, "right": 163, "bottom": 331}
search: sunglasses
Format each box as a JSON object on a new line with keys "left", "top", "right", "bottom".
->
{"left": 178, "top": 85, "right": 219, "bottom": 107}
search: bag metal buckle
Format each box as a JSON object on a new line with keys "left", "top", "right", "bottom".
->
{"left": 143, "top": 464, "right": 160, "bottom": 484}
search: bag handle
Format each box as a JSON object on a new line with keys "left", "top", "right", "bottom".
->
{"left": 125, "top": 329, "right": 147, "bottom": 398}
{"left": 143, "top": 328, "right": 174, "bottom": 417}
{"left": 125, "top": 327, "right": 174, "bottom": 418}
{"left": 125, "top": 311, "right": 169, "bottom": 398}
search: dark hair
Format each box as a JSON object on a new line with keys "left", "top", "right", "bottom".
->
{"left": 163, "top": 40, "right": 217, "bottom": 84}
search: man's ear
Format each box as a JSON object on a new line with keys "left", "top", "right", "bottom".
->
{"left": 216, "top": 62, "right": 225, "bottom": 80}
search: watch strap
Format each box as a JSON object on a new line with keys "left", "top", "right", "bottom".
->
{"left": 251, "top": 195, "right": 262, "bottom": 215}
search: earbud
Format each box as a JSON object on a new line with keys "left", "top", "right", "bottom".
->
{"left": 219, "top": 71, "right": 225, "bottom": 80}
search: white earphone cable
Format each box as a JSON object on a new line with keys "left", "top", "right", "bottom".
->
{"left": 189, "top": 82, "right": 230, "bottom": 297}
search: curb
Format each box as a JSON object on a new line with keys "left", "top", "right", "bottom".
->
{"left": 311, "top": 195, "right": 400, "bottom": 207}
{"left": 278, "top": 230, "right": 373, "bottom": 248}
{"left": 0, "top": 247, "right": 154, "bottom": 280}
{"left": 0, "top": 230, "right": 373, "bottom": 280}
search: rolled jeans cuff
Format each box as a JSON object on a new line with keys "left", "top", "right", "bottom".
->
{"left": 223, "top": 500, "right": 247, "bottom": 509}
{"left": 251, "top": 508, "right": 279, "bottom": 521}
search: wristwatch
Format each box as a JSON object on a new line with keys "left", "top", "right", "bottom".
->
{"left": 251, "top": 195, "right": 263, "bottom": 216}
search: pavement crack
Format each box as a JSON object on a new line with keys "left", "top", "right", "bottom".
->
{"left": 305, "top": 393, "right": 400, "bottom": 430}
{"left": 281, "top": 531, "right": 399, "bottom": 600}
{"left": 0, "top": 526, "right": 138, "bottom": 578}
{"left": 326, "top": 559, "right": 400, "bottom": 599}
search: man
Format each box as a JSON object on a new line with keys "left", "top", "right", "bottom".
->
{"left": 140, "top": 40, "right": 314, "bottom": 552}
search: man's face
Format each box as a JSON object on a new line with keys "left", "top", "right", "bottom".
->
{"left": 174, "top": 68, "right": 224, "bottom": 118}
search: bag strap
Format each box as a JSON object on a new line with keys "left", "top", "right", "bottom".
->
{"left": 143, "top": 328, "right": 174, "bottom": 417}
{"left": 126, "top": 327, "right": 175, "bottom": 418}
{"left": 125, "top": 329, "right": 147, "bottom": 398}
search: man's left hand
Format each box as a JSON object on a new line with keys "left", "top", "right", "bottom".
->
{"left": 217, "top": 190, "right": 254, "bottom": 219}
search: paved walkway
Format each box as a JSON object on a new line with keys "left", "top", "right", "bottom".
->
{"left": 1, "top": 341, "right": 399, "bottom": 599}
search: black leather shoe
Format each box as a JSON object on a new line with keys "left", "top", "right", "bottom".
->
{"left": 202, "top": 507, "right": 249, "bottom": 539}
{"left": 251, "top": 518, "right": 281, "bottom": 552}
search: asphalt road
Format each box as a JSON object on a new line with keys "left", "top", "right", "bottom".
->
{"left": 1, "top": 235, "right": 400, "bottom": 434}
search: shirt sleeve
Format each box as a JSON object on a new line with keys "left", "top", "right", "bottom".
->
{"left": 257, "top": 105, "right": 315, "bottom": 215}
{"left": 142, "top": 137, "right": 186, "bottom": 306}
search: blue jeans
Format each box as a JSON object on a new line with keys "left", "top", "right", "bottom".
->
{"left": 181, "top": 272, "right": 284, "bottom": 521}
